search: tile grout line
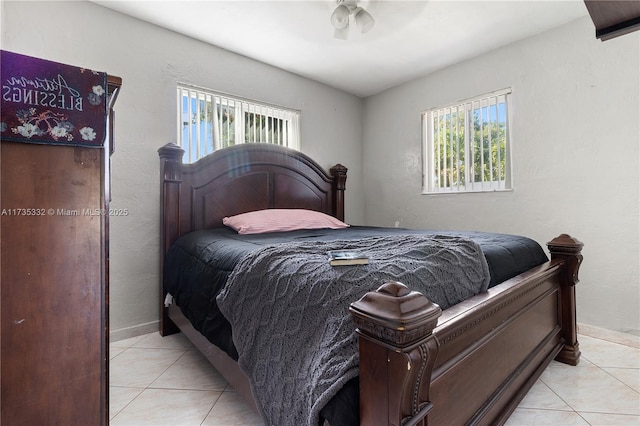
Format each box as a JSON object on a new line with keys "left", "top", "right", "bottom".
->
{"left": 109, "top": 341, "right": 149, "bottom": 421}
{"left": 541, "top": 362, "right": 640, "bottom": 419}
{"left": 200, "top": 391, "right": 225, "bottom": 426}
{"left": 599, "top": 367, "right": 640, "bottom": 397}
{"left": 109, "top": 345, "right": 145, "bottom": 422}
{"left": 539, "top": 334, "right": 640, "bottom": 420}
{"left": 538, "top": 376, "right": 580, "bottom": 418}
{"left": 579, "top": 333, "right": 640, "bottom": 401}
{"left": 109, "top": 385, "right": 145, "bottom": 422}
{"left": 110, "top": 339, "right": 232, "bottom": 425}
{"left": 147, "top": 346, "right": 193, "bottom": 389}
{"left": 110, "top": 341, "right": 192, "bottom": 422}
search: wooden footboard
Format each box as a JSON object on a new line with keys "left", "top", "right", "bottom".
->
{"left": 350, "top": 234, "right": 583, "bottom": 426}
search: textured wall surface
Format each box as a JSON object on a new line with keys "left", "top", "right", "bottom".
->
{"left": 3, "top": 2, "right": 638, "bottom": 337}
{"left": 363, "top": 17, "right": 639, "bottom": 335}
{"left": 1, "top": 0, "right": 365, "bottom": 338}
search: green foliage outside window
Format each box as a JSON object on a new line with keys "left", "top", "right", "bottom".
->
{"left": 430, "top": 96, "right": 508, "bottom": 192}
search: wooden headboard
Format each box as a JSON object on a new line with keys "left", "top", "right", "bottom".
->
{"left": 158, "top": 142, "right": 347, "bottom": 249}
{"left": 158, "top": 142, "right": 347, "bottom": 333}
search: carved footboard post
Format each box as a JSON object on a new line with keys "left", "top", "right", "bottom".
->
{"left": 158, "top": 142, "right": 185, "bottom": 336}
{"left": 330, "top": 164, "right": 347, "bottom": 222}
{"left": 350, "top": 282, "right": 442, "bottom": 426}
{"left": 547, "top": 234, "right": 584, "bottom": 366}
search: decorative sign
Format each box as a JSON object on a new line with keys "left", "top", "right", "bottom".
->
{"left": 1, "top": 50, "right": 108, "bottom": 147}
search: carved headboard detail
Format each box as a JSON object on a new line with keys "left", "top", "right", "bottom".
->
{"left": 158, "top": 142, "right": 347, "bottom": 255}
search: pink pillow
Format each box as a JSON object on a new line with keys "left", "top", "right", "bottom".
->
{"left": 222, "top": 209, "right": 349, "bottom": 235}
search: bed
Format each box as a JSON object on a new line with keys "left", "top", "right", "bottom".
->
{"left": 158, "top": 142, "right": 583, "bottom": 426}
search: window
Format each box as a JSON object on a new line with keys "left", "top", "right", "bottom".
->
{"left": 422, "top": 88, "right": 512, "bottom": 193}
{"left": 177, "top": 84, "right": 300, "bottom": 163}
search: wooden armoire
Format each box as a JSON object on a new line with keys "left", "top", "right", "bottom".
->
{"left": 0, "top": 52, "right": 121, "bottom": 425}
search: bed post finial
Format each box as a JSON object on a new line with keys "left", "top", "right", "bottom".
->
{"left": 159, "top": 143, "right": 184, "bottom": 171}
{"left": 330, "top": 164, "right": 347, "bottom": 221}
{"left": 350, "top": 281, "right": 442, "bottom": 426}
{"left": 158, "top": 142, "right": 185, "bottom": 336}
{"left": 547, "top": 234, "right": 584, "bottom": 366}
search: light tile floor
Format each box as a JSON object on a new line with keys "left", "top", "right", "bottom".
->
{"left": 110, "top": 329, "right": 640, "bottom": 425}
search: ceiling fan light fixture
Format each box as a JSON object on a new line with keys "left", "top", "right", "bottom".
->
{"left": 334, "top": 27, "right": 349, "bottom": 40}
{"left": 354, "top": 7, "right": 375, "bottom": 33}
{"left": 330, "top": 4, "right": 350, "bottom": 30}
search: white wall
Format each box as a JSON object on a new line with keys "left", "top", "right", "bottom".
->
{"left": 1, "top": 0, "right": 365, "bottom": 339}
{"left": 363, "top": 17, "right": 640, "bottom": 335}
{"left": 3, "top": 2, "right": 638, "bottom": 337}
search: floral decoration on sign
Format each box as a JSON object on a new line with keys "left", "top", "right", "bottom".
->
{"left": 0, "top": 50, "right": 108, "bottom": 147}
{"left": 9, "top": 82, "right": 104, "bottom": 142}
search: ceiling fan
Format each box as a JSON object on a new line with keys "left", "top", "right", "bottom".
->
{"left": 330, "top": 0, "right": 376, "bottom": 39}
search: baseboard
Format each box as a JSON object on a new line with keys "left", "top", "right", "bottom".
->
{"left": 110, "top": 320, "right": 159, "bottom": 343}
{"left": 578, "top": 322, "right": 640, "bottom": 349}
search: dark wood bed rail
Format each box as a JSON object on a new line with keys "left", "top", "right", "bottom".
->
{"left": 350, "top": 235, "right": 583, "bottom": 426}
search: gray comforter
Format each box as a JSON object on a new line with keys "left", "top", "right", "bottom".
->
{"left": 216, "top": 234, "right": 490, "bottom": 426}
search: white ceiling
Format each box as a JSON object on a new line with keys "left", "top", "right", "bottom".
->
{"left": 92, "top": 0, "right": 590, "bottom": 97}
